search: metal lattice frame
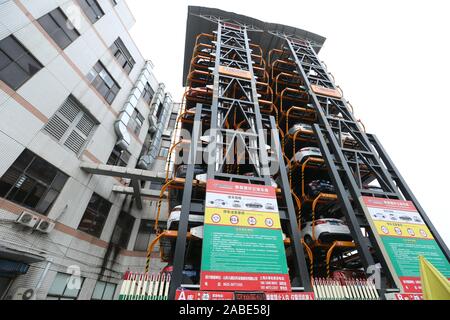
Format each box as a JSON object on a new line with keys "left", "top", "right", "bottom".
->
{"left": 271, "top": 32, "right": 450, "bottom": 295}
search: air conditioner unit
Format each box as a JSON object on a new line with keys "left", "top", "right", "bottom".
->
{"left": 16, "top": 211, "right": 39, "bottom": 228}
{"left": 12, "top": 287, "right": 36, "bottom": 300}
{"left": 35, "top": 219, "right": 56, "bottom": 234}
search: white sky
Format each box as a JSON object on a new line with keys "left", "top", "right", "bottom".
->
{"left": 126, "top": 0, "right": 450, "bottom": 247}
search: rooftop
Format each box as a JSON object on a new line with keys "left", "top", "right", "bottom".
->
{"left": 183, "top": 5, "right": 326, "bottom": 86}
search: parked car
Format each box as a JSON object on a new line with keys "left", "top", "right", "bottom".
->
{"left": 167, "top": 206, "right": 204, "bottom": 230}
{"left": 339, "top": 132, "right": 358, "bottom": 147}
{"left": 288, "top": 123, "right": 314, "bottom": 136}
{"left": 301, "top": 219, "right": 352, "bottom": 245}
{"left": 306, "top": 180, "right": 336, "bottom": 197}
{"left": 331, "top": 269, "right": 366, "bottom": 281}
{"left": 175, "top": 165, "right": 207, "bottom": 182}
{"left": 292, "top": 147, "right": 322, "bottom": 163}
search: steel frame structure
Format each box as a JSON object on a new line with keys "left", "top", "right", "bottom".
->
{"left": 168, "top": 18, "right": 313, "bottom": 299}
{"left": 269, "top": 33, "right": 449, "bottom": 294}
{"left": 149, "top": 8, "right": 449, "bottom": 300}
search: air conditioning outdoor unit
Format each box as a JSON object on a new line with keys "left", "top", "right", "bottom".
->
{"left": 16, "top": 211, "right": 39, "bottom": 228}
{"left": 12, "top": 287, "right": 36, "bottom": 300}
{"left": 35, "top": 219, "right": 56, "bottom": 234}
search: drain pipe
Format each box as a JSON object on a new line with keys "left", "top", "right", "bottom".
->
{"left": 137, "top": 93, "right": 174, "bottom": 170}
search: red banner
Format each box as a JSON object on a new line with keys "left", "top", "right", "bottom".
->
{"left": 399, "top": 276, "right": 423, "bottom": 293}
{"left": 394, "top": 293, "right": 423, "bottom": 300}
{"left": 206, "top": 179, "right": 276, "bottom": 198}
{"left": 266, "top": 292, "right": 315, "bottom": 300}
{"left": 201, "top": 271, "right": 291, "bottom": 292}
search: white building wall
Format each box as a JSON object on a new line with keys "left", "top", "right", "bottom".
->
{"left": 0, "top": 0, "right": 172, "bottom": 300}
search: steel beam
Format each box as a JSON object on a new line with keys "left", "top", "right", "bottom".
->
{"left": 168, "top": 103, "right": 203, "bottom": 300}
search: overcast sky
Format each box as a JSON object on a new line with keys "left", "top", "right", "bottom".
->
{"left": 126, "top": 0, "right": 450, "bottom": 246}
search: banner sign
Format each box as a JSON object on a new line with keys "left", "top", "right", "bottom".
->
{"left": 361, "top": 197, "right": 450, "bottom": 293}
{"left": 200, "top": 180, "right": 291, "bottom": 292}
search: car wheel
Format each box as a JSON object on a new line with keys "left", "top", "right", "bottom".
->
{"left": 304, "top": 235, "right": 314, "bottom": 246}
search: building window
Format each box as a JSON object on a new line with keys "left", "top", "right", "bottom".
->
{"left": 107, "top": 145, "right": 131, "bottom": 167}
{"left": 111, "top": 211, "right": 135, "bottom": 249}
{"left": 79, "top": 0, "right": 104, "bottom": 24}
{"left": 168, "top": 113, "right": 177, "bottom": 130}
{"left": 134, "top": 220, "right": 166, "bottom": 252}
{"left": 78, "top": 193, "right": 112, "bottom": 238}
{"left": 38, "top": 8, "right": 80, "bottom": 50}
{"left": 128, "top": 109, "right": 145, "bottom": 135}
{"left": 44, "top": 96, "right": 97, "bottom": 155}
{"left": 0, "top": 35, "right": 43, "bottom": 90}
{"left": 87, "top": 61, "right": 120, "bottom": 104}
{"left": 92, "top": 281, "right": 116, "bottom": 300}
{"left": 142, "top": 82, "right": 154, "bottom": 105}
{"left": 0, "top": 150, "right": 68, "bottom": 215}
{"left": 159, "top": 147, "right": 169, "bottom": 158}
{"left": 149, "top": 181, "right": 163, "bottom": 191}
{"left": 47, "top": 273, "right": 85, "bottom": 300}
{"left": 110, "top": 38, "right": 135, "bottom": 75}
{"left": 155, "top": 102, "right": 164, "bottom": 120}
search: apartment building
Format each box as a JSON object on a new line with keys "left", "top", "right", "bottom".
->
{"left": 0, "top": 0, "right": 177, "bottom": 300}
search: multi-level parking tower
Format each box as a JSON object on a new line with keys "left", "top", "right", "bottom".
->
{"left": 138, "top": 6, "right": 450, "bottom": 301}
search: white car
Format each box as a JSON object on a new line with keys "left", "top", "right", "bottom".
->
{"left": 167, "top": 206, "right": 204, "bottom": 230}
{"left": 301, "top": 219, "right": 352, "bottom": 245}
{"left": 292, "top": 147, "right": 322, "bottom": 163}
{"left": 288, "top": 123, "right": 313, "bottom": 136}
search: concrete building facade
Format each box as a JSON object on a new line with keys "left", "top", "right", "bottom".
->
{"left": 0, "top": 0, "right": 176, "bottom": 300}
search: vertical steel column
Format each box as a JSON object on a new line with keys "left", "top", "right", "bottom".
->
{"left": 270, "top": 116, "right": 312, "bottom": 291}
{"left": 284, "top": 38, "right": 376, "bottom": 270}
{"left": 207, "top": 24, "right": 222, "bottom": 180}
{"left": 168, "top": 103, "right": 203, "bottom": 300}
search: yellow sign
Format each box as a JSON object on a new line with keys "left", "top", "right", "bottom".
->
{"left": 373, "top": 221, "right": 434, "bottom": 240}
{"left": 420, "top": 256, "right": 450, "bottom": 300}
{"left": 205, "top": 208, "right": 281, "bottom": 229}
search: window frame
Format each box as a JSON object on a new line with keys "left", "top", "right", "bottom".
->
{"left": 110, "top": 38, "right": 135, "bottom": 75}
{"left": 47, "top": 273, "right": 85, "bottom": 300}
{"left": 79, "top": 0, "right": 104, "bottom": 24}
{"left": 37, "top": 7, "right": 80, "bottom": 50}
{"left": 91, "top": 281, "right": 117, "bottom": 300}
{"left": 107, "top": 145, "right": 131, "bottom": 168}
{"left": 0, "top": 35, "right": 43, "bottom": 90}
{"left": 142, "top": 82, "right": 154, "bottom": 105}
{"left": 0, "top": 150, "right": 68, "bottom": 215}
{"left": 87, "top": 61, "right": 121, "bottom": 104}
{"left": 77, "top": 193, "right": 112, "bottom": 238}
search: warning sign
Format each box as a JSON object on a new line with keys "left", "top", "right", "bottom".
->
{"left": 200, "top": 180, "right": 291, "bottom": 292}
{"left": 361, "top": 197, "right": 450, "bottom": 294}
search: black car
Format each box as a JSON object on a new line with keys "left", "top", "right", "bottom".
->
{"left": 306, "top": 180, "right": 336, "bottom": 197}
{"left": 175, "top": 165, "right": 206, "bottom": 178}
